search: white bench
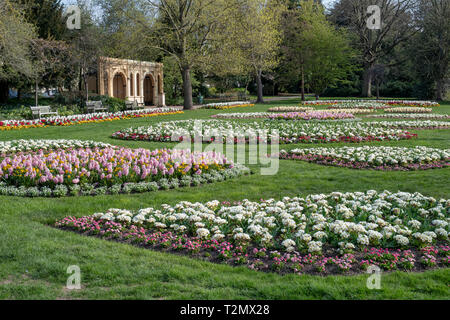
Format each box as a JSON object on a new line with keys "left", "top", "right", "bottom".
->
{"left": 125, "top": 101, "right": 145, "bottom": 110}
{"left": 86, "top": 101, "right": 108, "bottom": 113}
{"left": 30, "top": 106, "right": 58, "bottom": 119}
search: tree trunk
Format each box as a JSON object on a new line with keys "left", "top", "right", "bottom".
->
{"left": 35, "top": 79, "right": 39, "bottom": 107}
{"left": 376, "top": 80, "right": 380, "bottom": 100}
{"left": 300, "top": 67, "right": 305, "bottom": 101}
{"left": 0, "top": 80, "right": 8, "bottom": 103}
{"left": 435, "top": 78, "right": 444, "bottom": 101}
{"left": 256, "top": 69, "right": 264, "bottom": 104}
{"left": 84, "top": 75, "right": 89, "bottom": 103}
{"left": 362, "top": 65, "right": 373, "bottom": 97}
{"left": 181, "top": 66, "right": 193, "bottom": 110}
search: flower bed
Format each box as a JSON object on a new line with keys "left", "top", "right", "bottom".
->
{"left": 326, "top": 102, "right": 390, "bottom": 110}
{"left": 301, "top": 100, "right": 341, "bottom": 106}
{"left": 0, "top": 108, "right": 183, "bottom": 131}
{"left": 0, "top": 147, "right": 249, "bottom": 197}
{"left": 201, "top": 101, "right": 255, "bottom": 110}
{"left": 211, "top": 111, "right": 355, "bottom": 120}
{"left": 301, "top": 100, "right": 439, "bottom": 108}
{"left": 375, "top": 120, "right": 450, "bottom": 130}
{"left": 384, "top": 100, "right": 440, "bottom": 108}
{"left": 279, "top": 146, "right": 450, "bottom": 171}
{"left": 0, "top": 139, "right": 112, "bottom": 157}
{"left": 112, "top": 120, "right": 417, "bottom": 144}
{"left": 267, "top": 111, "right": 355, "bottom": 121}
{"left": 384, "top": 107, "right": 433, "bottom": 114}
{"left": 321, "top": 108, "right": 376, "bottom": 114}
{"left": 267, "top": 106, "right": 314, "bottom": 112}
{"left": 369, "top": 114, "right": 450, "bottom": 120}
{"left": 55, "top": 191, "right": 449, "bottom": 275}
{"left": 211, "top": 112, "right": 273, "bottom": 119}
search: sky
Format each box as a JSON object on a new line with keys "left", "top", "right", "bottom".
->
{"left": 322, "top": 0, "right": 335, "bottom": 8}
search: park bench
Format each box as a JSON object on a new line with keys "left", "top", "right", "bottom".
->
{"left": 125, "top": 101, "right": 145, "bottom": 110}
{"left": 86, "top": 101, "right": 108, "bottom": 113}
{"left": 30, "top": 106, "right": 58, "bottom": 119}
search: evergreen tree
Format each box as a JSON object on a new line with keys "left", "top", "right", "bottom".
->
{"left": 12, "top": 0, "right": 66, "bottom": 40}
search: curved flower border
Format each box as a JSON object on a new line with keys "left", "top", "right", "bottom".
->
{"left": 0, "top": 139, "right": 112, "bottom": 157}
{"left": 55, "top": 190, "right": 449, "bottom": 276}
{"left": 369, "top": 114, "right": 450, "bottom": 120}
{"left": 0, "top": 164, "right": 250, "bottom": 197}
{"left": 303, "top": 100, "right": 440, "bottom": 108}
{"left": 279, "top": 146, "right": 450, "bottom": 171}
{"left": 384, "top": 107, "right": 433, "bottom": 114}
{"left": 211, "top": 111, "right": 356, "bottom": 120}
{"left": 201, "top": 101, "right": 255, "bottom": 110}
{"left": 112, "top": 120, "right": 418, "bottom": 145}
{"left": 0, "top": 108, "right": 183, "bottom": 131}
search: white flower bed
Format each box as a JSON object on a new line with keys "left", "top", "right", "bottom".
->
{"left": 280, "top": 146, "right": 450, "bottom": 170}
{"left": 112, "top": 120, "right": 415, "bottom": 144}
{"left": 0, "top": 139, "right": 112, "bottom": 155}
{"left": 370, "top": 114, "right": 450, "bottom": 120}
{"left": 375, "top": 120, "right": 450, "bottom": 129}
{"left": 90, "top": 190, "right": 450, "bottom": 251}
{"left": 326, "top": 102, "right": 389, "bottom": 109}
{"left": 384, "top": 107, "right": 433, "bottom": 114}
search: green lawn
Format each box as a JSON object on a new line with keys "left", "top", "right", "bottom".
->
{"left": 0, "top": 99, "right": 449, "bottom": 300}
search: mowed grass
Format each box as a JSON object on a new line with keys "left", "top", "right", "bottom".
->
{"left": 0, "top": 99, "right": 449, "bottom": 300}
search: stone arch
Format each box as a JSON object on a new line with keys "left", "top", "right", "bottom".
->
{"left": 143, "top": 73, "right": 155, "bottom": 106}
{"left": 112, "top": 71, "right": 127, "bottom": 100}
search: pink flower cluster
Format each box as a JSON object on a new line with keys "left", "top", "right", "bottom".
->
{"left": 55, "top": 215, "right": 450, "bottom": 276}
{"left": 0, "top": 147, "right": 232, "bottom": 187}
{"left": 268, "top": 111, "right": 355, "bottom": 121}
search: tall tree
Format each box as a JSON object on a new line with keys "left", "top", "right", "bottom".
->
{"left": 97, "top": 0, "right": 155, "bottom": 61}
{"left": 65, "top": 3, "right": 102, "bottom": 103}
{"left": 330, "top": 0, "right": 418, "bottom": 97}
{"left": 0, "top": 0, "right": 36, "bottom": 103}
{"left": 414, "top": 0, "right": 449, "bottom": 101}
{"left": 231, "top": 0, "right": 285, "bottom": 104}
{"left": 281, "top": 0, "right": 355, "bottom": 100}
{"left": 12, "top": 0, "right": 66, "bottom": 40}
{"left": 137, "top": 0, "right": 237, "bottom": 109}
{"left": 30, "top": 38, "right": 69, "bottom": 106}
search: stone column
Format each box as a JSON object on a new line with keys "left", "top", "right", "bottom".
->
{"left": 108, "top": 72, "right": 113, "bottom": 97}
{"left": 98, "top": 60, "right": 104, "bottom": 95}
{"left": 134, "top": 73, "right": 137, "bottom": 97}
{"left": 126, "top": 75, "right": 131, "bottom": 99}
{"left": 153, "top": 74, "right": 158, "bottom": 106}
